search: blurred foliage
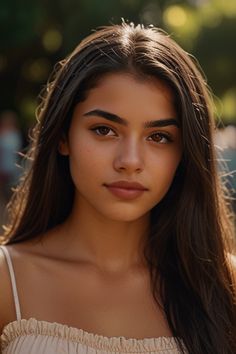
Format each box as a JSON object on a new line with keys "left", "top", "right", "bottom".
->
{"left": 0, "top": 0, "right": 236, "bottom": 135}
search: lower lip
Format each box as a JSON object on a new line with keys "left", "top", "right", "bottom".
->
{"left": 105, "top": 186, "right": 146, "bottom": 200}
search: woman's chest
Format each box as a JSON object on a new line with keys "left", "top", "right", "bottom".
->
{"left": 17, "top": 262, "right": 172, "bottom": 339}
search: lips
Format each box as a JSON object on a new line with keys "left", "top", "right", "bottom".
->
{"left": 104, "top": 181, "right": 148, "bottom": 200}
{"left": 106, "top": 181, "right": 147, "bottom": 190}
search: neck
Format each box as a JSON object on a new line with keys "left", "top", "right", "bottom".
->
{"left": 47, "top": 196, "right": 150, "bottom": 272}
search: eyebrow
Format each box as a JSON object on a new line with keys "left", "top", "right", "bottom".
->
{"left": 83, "top": 109, "right": 179, "bottom": 128}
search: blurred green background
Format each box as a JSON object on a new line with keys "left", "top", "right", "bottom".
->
{"left": 0, "top": 0, "right": 236, "bottom": 135}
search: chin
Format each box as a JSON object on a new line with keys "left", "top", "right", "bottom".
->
{"left": 100, "top": 206, "right": 150, "bottom": 223}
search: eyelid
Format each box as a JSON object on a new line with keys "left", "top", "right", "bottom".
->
{"left": 149, "top": 128, "right": 172, "bottom": 135}
{"left": 147, "top": 131, "right": 174, "bottom": 143}
{"left": 90, "top": 123, "right": 116, "bottom": 130}
{"left": 89, "top": 123, "right": 174, "bottom": 142}
{"left": 90, "top": 124, "right": 117, "bottom": 136}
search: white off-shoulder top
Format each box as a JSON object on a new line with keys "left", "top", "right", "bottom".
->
{"left": 0, "top": 246, "right": 183, "bottom": 354}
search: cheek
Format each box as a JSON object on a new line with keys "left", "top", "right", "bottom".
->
{"left": 68, "top": 139, "right": 103, "bottom": 185}
{"left": 150, "top": 151, "right": 182, "bottom": 191}
{"left": 165, "top": 154, "right": 182, "bottom": 181}
{"left": 152, "top": 148, "right": 181, "bottom": 173}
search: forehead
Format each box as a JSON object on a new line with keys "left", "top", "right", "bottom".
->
{"left": 74, "top": 72, "right": 177, "bottom": 123}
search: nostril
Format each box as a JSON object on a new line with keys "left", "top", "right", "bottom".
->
{"left": 114, "top": 159, "right": 144, "bottom": 173}
{"left": 113, "top": 141, "right": 144, "bottom": 173}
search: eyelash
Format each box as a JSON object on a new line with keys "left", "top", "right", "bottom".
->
{"left": 91, "top": 126, "right": 116, "bottom": 137}
{"left": 147, "top": 132, "right": 173, "bottom": 144}
{"left": 90, "top": 125, "right": 173, "bottom": 144}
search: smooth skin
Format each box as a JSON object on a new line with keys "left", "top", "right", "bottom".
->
{"left": 0, "top": 73, "right": 183, "bottom": 339}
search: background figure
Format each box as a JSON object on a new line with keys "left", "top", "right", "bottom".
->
{"left": 0, "top": 110, "right": 22, "bottom": 201}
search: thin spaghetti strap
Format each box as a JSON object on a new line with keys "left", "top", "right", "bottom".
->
{"left": 0, "top": 245, "right": 22, "bottom": 321}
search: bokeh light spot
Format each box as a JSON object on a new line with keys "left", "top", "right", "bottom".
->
{"left": 221, "top": 88, "right": 236, "bottom": 122}
{"left": 199, "top": 5, "right": 222, "bottom": 27}
{"left": 163, "top": 5, "right": 187, "bottom": 28}
{"left": 163, "top": 6, "right": 201, "bottom": 49}
{"left": 42, "top": 29, "right": 62, "bottom": 52}
{"left": 22, "top": 58, "right": 51, "bottom": 83}
{"left": 217, "top": 0, "right": 236, "bottom": 18}
{"left": 19, "top": 97, "right": 37, "bottom": 124}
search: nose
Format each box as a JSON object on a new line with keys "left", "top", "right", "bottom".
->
{"left": 113, "top": 137, "right": 144, "bottom": 174}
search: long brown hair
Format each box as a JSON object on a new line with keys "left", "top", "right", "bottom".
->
{"left": 2, "top": 23, "right": 236, "bottom": 353}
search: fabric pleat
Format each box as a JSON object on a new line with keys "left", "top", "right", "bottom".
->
{"left": 1, "top": 318, "right": 183, "bottom": 353}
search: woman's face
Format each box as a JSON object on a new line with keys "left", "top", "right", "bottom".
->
{"left": 60, "top": 73, "right": 182, "bottom": 222}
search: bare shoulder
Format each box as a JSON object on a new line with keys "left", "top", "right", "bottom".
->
{"left": 0, "top": 245, "right": 16, "bottom": 333}
{"left": 0, "top": 241, "right": 42, "bottom": 334}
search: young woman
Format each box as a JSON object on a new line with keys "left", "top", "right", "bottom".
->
{"left": 0, "top": 23, "right": 235, "bottom": 354}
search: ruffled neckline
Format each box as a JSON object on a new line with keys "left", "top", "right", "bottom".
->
{"left": 1, "top": 317, "right": 181, "bottom": 352}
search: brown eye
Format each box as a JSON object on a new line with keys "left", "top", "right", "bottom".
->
{"left": 91, "top": 126, "right": 116, "bottom": 136}
{"left": 148, "top": 132, "right": 172, "bottom": 144}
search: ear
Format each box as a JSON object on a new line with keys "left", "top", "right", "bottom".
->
{"left": 58, "top": 135, "right": 69, "bottom": 156}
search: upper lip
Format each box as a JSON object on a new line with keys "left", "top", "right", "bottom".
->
{"left": 105, "top": 181, "right": 148, "bottom": 190}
